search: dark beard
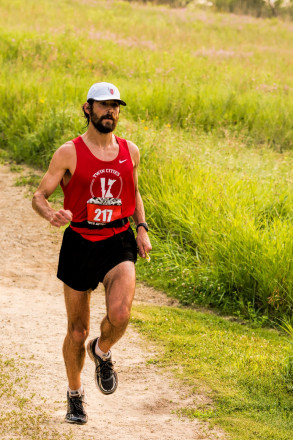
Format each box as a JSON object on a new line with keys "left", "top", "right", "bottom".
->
{"left": 89, "top": 108, "right": 117, "bottom": 134}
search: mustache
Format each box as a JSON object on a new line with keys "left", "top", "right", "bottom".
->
{"left": 101, "top": 115, "right": 114, "bottom": 121}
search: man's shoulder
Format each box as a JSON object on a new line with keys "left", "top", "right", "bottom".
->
{"left": 50, "top": 141, "right": 76, "bottom": 169}
{"left": 54, "top": 140, "right": 75, "bottom": 158}
{"left": 126, "top": 140, "right": 139, "bottom": 167}
{"left": 126, "top": 139, "right": 138, "bottom": 150}
{"left": 126, "top": 140, "right": 139, "bottom": 155}
{"left": 59, "top": 140, "right": 75, "bottom": 153}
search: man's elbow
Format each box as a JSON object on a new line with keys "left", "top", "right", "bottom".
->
{"left": 32, "top": 192, "right": 38, "bottom": 210}
{"left": 32, "top": 191, "right": 44, "bottom": 210}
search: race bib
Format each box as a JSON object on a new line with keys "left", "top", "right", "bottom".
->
{"left": 87, "top": 197, "right": 122, "bottom": 226}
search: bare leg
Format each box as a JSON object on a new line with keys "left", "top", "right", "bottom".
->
{"left": 63, "top": 285, "right": 91, "bottom": 390}
{"left": 98, "top": 261, "right": 136, "bottom": 353}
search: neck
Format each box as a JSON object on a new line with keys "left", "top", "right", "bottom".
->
{"left": 83, "top": 124, "right": 115, "bottom": 149}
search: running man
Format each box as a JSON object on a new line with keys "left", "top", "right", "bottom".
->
{"left": 32, "top": 82, "right": 152, "bottom": 424}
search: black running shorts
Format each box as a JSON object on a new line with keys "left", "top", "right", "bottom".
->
{"left": 57, "top": 226, "right": 137, "bottom": 291}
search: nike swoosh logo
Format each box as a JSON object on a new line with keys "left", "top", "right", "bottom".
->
{"left": 119, "top": 159, "right": 127, "bottom": 164}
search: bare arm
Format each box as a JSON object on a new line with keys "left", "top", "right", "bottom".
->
{"left": 127, "top": 140, "right": 152, "bottom": 258}
{"left": 32, "top": 142, "right": 75, "bottom": 227}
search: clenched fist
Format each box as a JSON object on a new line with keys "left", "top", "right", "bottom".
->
{"left": 50, "top": 209, "right": 73, "bottom": 227}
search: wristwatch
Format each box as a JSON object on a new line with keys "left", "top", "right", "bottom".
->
{"left": 136, "top": 222, "right": 149, "bottom": 233}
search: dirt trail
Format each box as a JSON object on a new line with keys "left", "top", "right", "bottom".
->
{"left": 0, "top": 164, "right": 225, "bottom": 440}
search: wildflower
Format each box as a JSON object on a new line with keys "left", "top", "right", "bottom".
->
{"left": 88, "top": 59, "right": 93, "bottom": 63}
{"left": 166, "top": 123, "right": 171, "bottom": 128}
{"left": 39, "top": 99, "right": 45, "bottom": 103}
{"left": 144, "top": 127, "right": 148, "bottom": 130}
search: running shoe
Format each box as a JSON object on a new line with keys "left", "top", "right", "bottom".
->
{"left": 65, "top": 390, "right": 88, "bottom": 425}
{"left": 87, "top": 338, "right": 118, "bottom": 394}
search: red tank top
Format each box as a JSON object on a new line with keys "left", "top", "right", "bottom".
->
{"left": 60, "top": 135, "right": 136, "bottom": 242}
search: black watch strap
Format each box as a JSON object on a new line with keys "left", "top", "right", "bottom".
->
{"left": 136, "top": 222, "right": 149, "bottom": 232}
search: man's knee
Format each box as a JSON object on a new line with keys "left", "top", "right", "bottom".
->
{"left": 108, "top": 304, "right": 131, "bottom": 328}
{"left": 67, "top": 323, "right": 89, "bottom": 346}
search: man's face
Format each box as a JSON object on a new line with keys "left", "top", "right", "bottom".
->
{"left": 88, "top": 100, "right": 120, "bottom": 133}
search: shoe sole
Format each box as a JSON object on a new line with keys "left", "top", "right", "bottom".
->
{"left": 65, "top": 417, "right": 88, "bottom": 425}
{"left": 87, "top": 339, "right": 118, "bottom": 395}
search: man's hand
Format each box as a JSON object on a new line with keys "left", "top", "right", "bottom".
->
{"left": 50, "top": 209, "right": 73, "bottom": 227}
{"left": 136, "top": 228, "right": 152, "bottom": 259}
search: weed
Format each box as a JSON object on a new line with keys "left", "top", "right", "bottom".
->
{"left": 177, "top": 407, "right": 215, "bottom": 420}
{"left": 10, "top": 164, "right": 23, "bottom": 173}
{"left": 15, "top": 174, "right": 41, "bottom": 188}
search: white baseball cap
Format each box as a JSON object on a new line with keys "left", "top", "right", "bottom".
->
{"left": 87, "top": 82, "right": 126, "bottom": 106}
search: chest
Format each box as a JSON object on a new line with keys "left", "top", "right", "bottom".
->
{"left": 75, "top": 158, "right": 134, "bottom": 199}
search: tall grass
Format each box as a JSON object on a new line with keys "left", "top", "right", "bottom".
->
{"left": 2, "top": 0, "right": 293, "bottom": 320}
{"left": 135, "top": 127, "right": 293, "bottom": 319}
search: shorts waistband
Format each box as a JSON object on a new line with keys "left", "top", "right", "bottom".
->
{"left": 70, "top": 217, "right": 129, "bottom": 230}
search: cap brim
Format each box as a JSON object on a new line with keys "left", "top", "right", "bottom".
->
{"left": 90, "top": 95, "right": 126, "bottom": 106}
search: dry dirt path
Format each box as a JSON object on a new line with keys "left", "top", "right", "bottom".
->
{"left": 0, "top": 164, "right": 225, "bottom": 440}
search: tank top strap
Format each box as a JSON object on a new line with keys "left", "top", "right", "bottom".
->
{"left": 72, "top": 136, "right": 84, "bottom": 153}
{"left": 115, "top": 136, "right": 132, "bottom": 162}
{"left": 72, "top": 136, "right": 83, "bottom": 145}
{"left": 71, "top": 135, "right": 91, "bottom": 163}
{"left": 71, "top": 136, "right": 82, "bottom": 157}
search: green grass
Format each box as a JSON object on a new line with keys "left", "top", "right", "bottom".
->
{"left": 131, "top": 304, "right": 293, "bottom": 440}
{"left": 134, "top": 126, "right": 293, "bottom": 320}
{"left": 2, "top": 0, "right": 293, "bottom": 320}
{"left": 1, "top": 0, "right": 293, "bottom": 158}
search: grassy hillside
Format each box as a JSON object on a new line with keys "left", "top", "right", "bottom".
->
{"left": 1, "top": 0, "right": 293, "bottom": 154}
{"left": 1, "top": 0, "right": 293, "bottom": 320}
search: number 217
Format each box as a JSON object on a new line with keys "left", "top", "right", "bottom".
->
{"left": 94, "top": 208, "right": 113, "bottom": 223}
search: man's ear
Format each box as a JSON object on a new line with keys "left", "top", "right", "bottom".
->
{"left": 83, "top": 102, "right": 90, "bottom": 114}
